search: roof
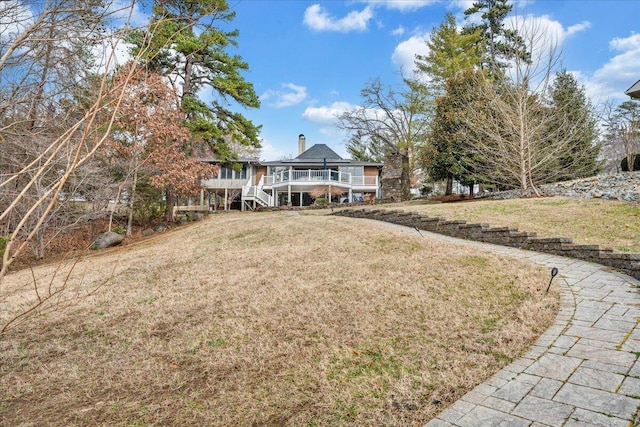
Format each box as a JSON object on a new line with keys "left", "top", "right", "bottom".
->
{"left": 261, "top": 143, "right": 383, "bottom": 167}
{"left": 199, "top": 157, "right": 261, "bottom": 164}
{"left": 296, "top": 144, "right": 343, "bottom": 160}
{"left": 625, "top": 80, "right": 640, "bottom": 99}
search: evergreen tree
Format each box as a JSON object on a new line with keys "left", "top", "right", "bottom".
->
{"left": 345, "top": 132, "right": 387, "bottom": 163}
{"left": 129, "top": 0, "right": 261, "bottom": 161}
{"left": 415, "top": 13, "right": 482, "bottom": 94}
{"left": 548, "top": 70, "right": 601, "bottom": 181}
{"left": 421, "top": 69, "right": 487, "bottom": 195}
{"left": 414, "top": 13, "right": 482, "bottom": 193}
{"left": 462, "top": 0, "right": 530, "bottom": 77}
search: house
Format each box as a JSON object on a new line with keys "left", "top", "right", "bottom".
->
{"left": 199, "top": 134, "right": 383, "bottom": 211}
{"left": 626, "top": 80, "right": 640, "bottom": 99}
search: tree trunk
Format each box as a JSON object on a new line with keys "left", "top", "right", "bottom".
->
{"left": 445, "top": 177, "right": 453, "bottom": 195}
{"left": 164, "top": 188, "right": 176, "bottom": 222}
{"left": 468, "top": 183, "right": 474, "bottom": 199}
{"left": 126, "top": 169, "right": 138, "bottom": 236}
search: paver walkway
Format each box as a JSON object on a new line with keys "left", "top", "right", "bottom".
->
{"left": 369, "top": 219, "right": 640, "bottom": 427}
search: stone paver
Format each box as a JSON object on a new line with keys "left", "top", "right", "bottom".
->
{"left": 365, "top": 220, "right": 640, "bottom": 427}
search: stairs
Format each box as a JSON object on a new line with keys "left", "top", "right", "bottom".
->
{"left": 242, "top": 177, "right": 273, "bottom": 210}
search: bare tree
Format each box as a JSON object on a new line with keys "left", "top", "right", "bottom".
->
{"left": 0, "top": 0, "right": 147, "bottom": 289}
{"left": 453, "top": 16, "right": 598, "bottom": 194}
{"left": 602, "top": 100, "right": 640, "bottom": 172}
{"left": 337, "top": 77, "right": 433, "bottom": 173}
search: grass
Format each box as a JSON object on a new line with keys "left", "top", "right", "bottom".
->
{"left": 363, "top": 197, "right": 640, "bottom": 252}
{"left": 0, "top": 211, "right": 558, "bottom": 426}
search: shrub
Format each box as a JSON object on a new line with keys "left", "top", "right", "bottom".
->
{"left": 419, "top": 184, "right": 433, "bottom": 197}
{"left": 314, "top": 198, "right": 328, "bottom": 206}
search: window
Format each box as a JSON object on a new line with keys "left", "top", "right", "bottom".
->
{"left": 220, "top": 166, "right": 233, "bottom": 179}
{"left": 239, "top": 165, "right": 248, "bottom": 180}
{"left": 339, "top": 166, "right": 363, "bottom": 177}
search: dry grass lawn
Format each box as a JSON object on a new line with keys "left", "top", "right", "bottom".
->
{"left": 363, "top": 197, "right": 640, "bottom": 253}
{"left": 0, "top": 211, "right": 558, "bottom": 426}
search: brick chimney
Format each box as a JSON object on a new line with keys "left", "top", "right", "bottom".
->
{"left": 298, "top": 134, "right": 306, "bottom": 155}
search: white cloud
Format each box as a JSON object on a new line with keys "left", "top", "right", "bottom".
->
{"left": 260, "top": 83, "right": 308, "bottom": 108}
{"left": 359, "top": 0, "right": 438, "bottom": 12}
{"left": 303, "top": 4, "right": 374, "bottom": 32}
{"left": 497, "top": 15, "right": 638, "bottom": 104}
{"left": 391, "top": 33, "right": 430, "bottom": 75}
{"left": 0, "top": 1, "right": 33, "bottom": 42}
{"left": 566, "top": 20, "right": 591, "bottom": 36}
{"left": 611, "top": 32, "right": 640, "bottom": 52}
{"left": 302, "top": 101, "right": 355, "bottom": 125}
{"left": 391, "top": 25, "right": 405, "bottom": 36}
{"left": 92, "top": 35, "right": 133, "bottom": 73}
{"left": 259, "top": 140, "right": 288, "bottom": 161}
{"left": 583, "top": 33, "right": 640, "bottom": 103}
{"left": 107, "top": 0, "right": 149, "bottom": 29}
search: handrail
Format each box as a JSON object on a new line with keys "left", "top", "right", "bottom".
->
{"left": 255, "top": 187, "right": 272, "bottom": 206}
{"left": 262, "top": 170, "right": 378, "bottom": 187}
{"left": 242, "top": 178, "right": 252, "bottom": 196}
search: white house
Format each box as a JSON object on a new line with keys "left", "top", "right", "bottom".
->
{"left": 199, "top": 134, "right": 383, "bottom": 211}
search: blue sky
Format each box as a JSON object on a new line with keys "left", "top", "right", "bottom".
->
{"left": 140, "top": 0, "right": 640, "bottom": 160}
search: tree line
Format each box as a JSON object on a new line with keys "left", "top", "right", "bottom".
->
{"left": 338, "top": 0, "right": 639, "bottom": 197}
{"left": 1, "top": 0, "right": 640, "bottom": 287}
{"left": 0, "top": 0, "right": 260, "bottom": 284}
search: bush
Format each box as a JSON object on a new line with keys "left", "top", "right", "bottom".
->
{"left": 419, "top": 184, "right": 433, "bottom": 197}
{"left": 314, "top": 198, "right": 328, "bottom": 206}
{"left": 135, "top": 202, "right": 165, "bottom": 225}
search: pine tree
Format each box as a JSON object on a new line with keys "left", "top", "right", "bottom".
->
{"left": 129, "top": 0, "right": 261, "bottom": 161}
{"left": 414, "top": 13, "right": 482, "bottom": 193}
{"left": 421, "top": 69, "right": 487, "bottom": 195}
{"left": 548, "top": 70, "right": 601, "bottom": 181}
{"left": 415, "top": 13, "right": 482, "bottom": 94}
{"left": 462, "top": 0, "right": 530, "bottom": 77}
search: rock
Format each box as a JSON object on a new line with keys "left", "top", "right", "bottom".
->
{"left": 482, "top": 172, "right": 640, "bottom": 203}
{"left": 91, "top": 231, "right": 124, "bottom": 250}
{"left": 142, "top": 229, "right": 154, "bottom": 237}
{"left": 154, "top": 225, "right": 167, "bottom": 232}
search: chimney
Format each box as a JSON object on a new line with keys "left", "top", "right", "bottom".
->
{"left": 298, "top": 134, "right": 306, "bottom": 155}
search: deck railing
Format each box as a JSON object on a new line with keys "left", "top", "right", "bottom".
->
{"left": 263, "top": 170, "right": 377, "bottom": 187}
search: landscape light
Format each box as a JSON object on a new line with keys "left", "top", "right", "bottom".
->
{"left": 546, "top": 267, "right": 559, "bottom": 293}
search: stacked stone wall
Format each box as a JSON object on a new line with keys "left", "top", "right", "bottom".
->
{"left": 334, "top": 208, "right": 640, "bottom": 281}
{"left": 484, "top": 172, "right": 640, "bottom": 202}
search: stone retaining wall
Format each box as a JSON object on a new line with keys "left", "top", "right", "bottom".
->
{"left": 333, "top": 208, "right": 640, "bottom": 280}
{"left": 483, "top": 172, "right": 640, "bottom": 202}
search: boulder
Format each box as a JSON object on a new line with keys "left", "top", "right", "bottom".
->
{"left": 91, "top": 231, "right": 124, "bottom": 250}
{"left": 142, "top": 229, "right": 155, "bottom": 237}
